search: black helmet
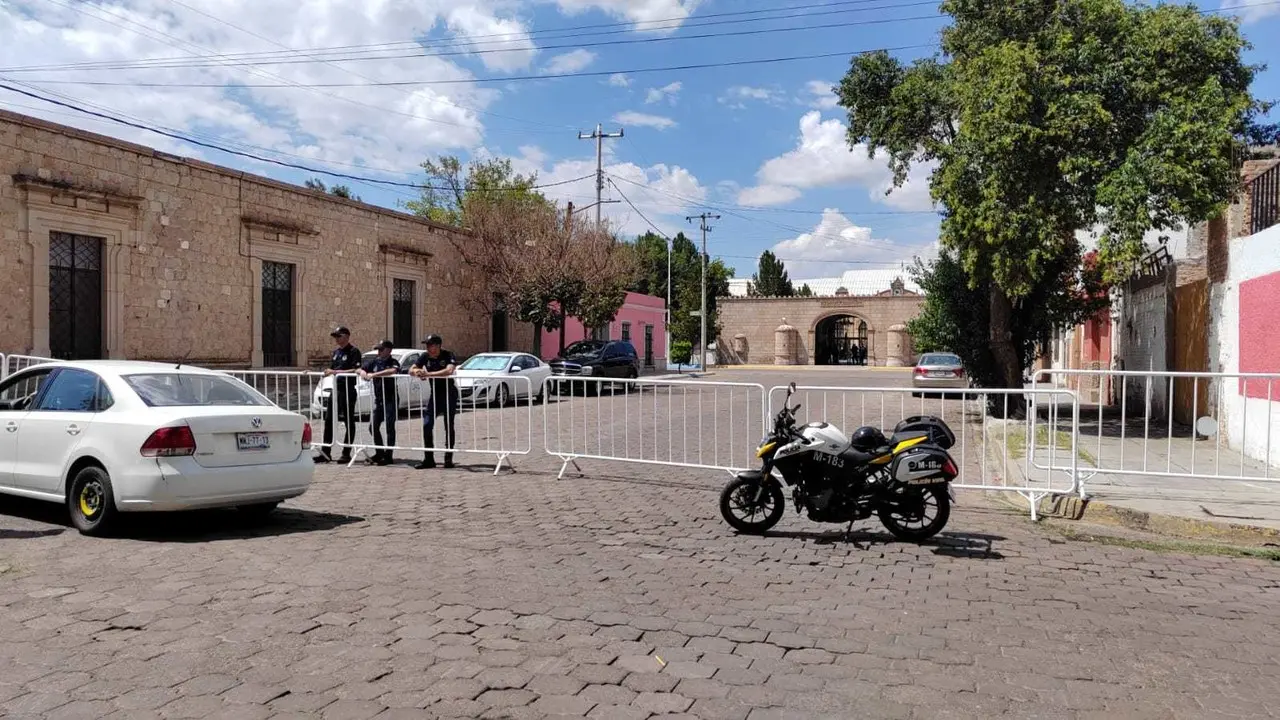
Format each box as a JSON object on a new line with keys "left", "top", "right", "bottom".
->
{"left": 850, "top": 426, "right": 887, "bottom": 452}
{"left": 421, "top": 334, "right": 443, "bottom": 347}
{"left": 330, "top": 325, "right": 351, "bottom": 338}
{"left": 374, "top": 339, "right": 394, "bottom": 351}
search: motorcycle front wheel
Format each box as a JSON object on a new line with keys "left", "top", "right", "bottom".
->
{"left": 719, "top": 476, "right": 785, "bottom": 534}
{"left": 878, "top": 484, "right": 951, "bottom": 541}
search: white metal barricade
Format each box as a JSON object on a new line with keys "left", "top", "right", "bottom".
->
{"left": 1033, "top": 369, "right": 1280, "bottom": 491}
{"left": 767, "top": 385, "right": 1083, "bottom": 519}
{"left": 344, "top": 373, "right": 534, "bottom": 474}
{"left": 2, "top": 354, "right": 55, "bottom": 379}
{"left": 225, "top": 370, "right": 329, "bottom": 451}
{"left": 543, "top": 376, "right": 767, "bottom": 479}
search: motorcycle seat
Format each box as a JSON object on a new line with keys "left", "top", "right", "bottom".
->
{"left": 839, "top": 446, "right": 892, "bottom": 466}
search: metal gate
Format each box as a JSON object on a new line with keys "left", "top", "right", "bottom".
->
{"left": 261, "top": 261, "right": 294, "bottom": 367}
{"left": 392, "top": 278, "right": 414, "bottom": 349}
{"left": 815, "top": 315, "right": 868, "bottom": 366}
{"left": 49, "top": 232, "right": 103, "bottom": 360}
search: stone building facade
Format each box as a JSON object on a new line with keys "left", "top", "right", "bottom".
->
{"left": 0, "top": 110, "right": 531, "bottom": 367}
{"left": 718, "top": 294, "right": 926, "bottom": 366}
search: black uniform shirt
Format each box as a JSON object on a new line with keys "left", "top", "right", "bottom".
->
{"left": 330, "top": 344, "right": 363, "bottom": 392}
{"left": 413, "top": 350, "right": 459, "bottom": 401}
{"left": 362, "top": 355, "right": 401, "bottom": 402}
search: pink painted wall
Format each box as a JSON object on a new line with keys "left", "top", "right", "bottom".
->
{"left": 539, "top": 292, "right": 667, "bottom": 367}
{"left": 1238, "top": 271, "right": 1280, "bottom": 400}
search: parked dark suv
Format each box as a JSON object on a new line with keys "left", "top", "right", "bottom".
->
{"left": 550, "top": 340, "right": 641, "bottom": 394}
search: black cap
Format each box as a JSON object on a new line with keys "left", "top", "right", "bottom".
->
{"left": 422, "top": 333, "right": 443, "bottom": 347}
{"left": 330, "top": 325, "right": 351, "bottom": 337}
{"left": 375, "top": 339, "right": 394, "bottom": 350}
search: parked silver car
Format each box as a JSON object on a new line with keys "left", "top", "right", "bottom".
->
{"left": 911, "top": 352, "right": 969, "bottom": 394}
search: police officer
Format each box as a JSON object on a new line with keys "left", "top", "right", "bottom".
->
{"left": 316, "top": 326, "right": 361, "bottom": 464}
{"left": 359, "top": 340, "right": 400, "bottom": 466}
{"left": 409, "top": 333, "right": 459, "bottom": 469}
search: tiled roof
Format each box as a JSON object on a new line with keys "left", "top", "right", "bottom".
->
{"left": 726, "top": 269, "right": 922, "bottom": 298}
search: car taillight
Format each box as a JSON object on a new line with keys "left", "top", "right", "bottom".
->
{"left": 140, "top": 425, "right": 196, "bottom": 457}
{"left": 914, "top": 367, "right": 925, "bottom": 376}
{"left": 302, "top": 422, "right": 313, "bottom": 447}
{"left": 954, "top": 367, "right": 965, "bottom": 377}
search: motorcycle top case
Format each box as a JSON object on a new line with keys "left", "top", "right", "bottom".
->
{"left": 893, "top": 415, "right": 956, "bottom": 450}
{"left": 890, "top": 444, "right": 954, "bottom": 485}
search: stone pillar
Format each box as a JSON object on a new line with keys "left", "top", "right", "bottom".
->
{"left": 774, "top": 320, "right": 797, "bottom": 366}
{"left": 732, "top": 334, "right": 749, "bottom": 364}
{"left": 886, "top": 324, "right": 911, "bottom": 367}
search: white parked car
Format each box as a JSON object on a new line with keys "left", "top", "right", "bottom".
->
{"left": 309, "top": 348, "right": 423, "bottom": 418}
{"left": 0, "top": 361, "right": 314, "bottom": 535}
{"left": 456, "top": 352, "right": 552, "bottom": 406}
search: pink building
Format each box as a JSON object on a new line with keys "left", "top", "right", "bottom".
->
{"left": 539, "top": 292, "right": 666, "bottom": 369}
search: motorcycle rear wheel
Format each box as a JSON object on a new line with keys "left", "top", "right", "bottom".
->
{"left": 878, "top": 484, "right": 950, "bottom": 542}
{"left": 719, "top": 476, "right": 785, "bottom": 534}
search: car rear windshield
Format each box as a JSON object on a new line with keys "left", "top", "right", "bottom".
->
{"left": 124, "top": 373, "right": 272, "bottom": 407}
{"left": 919, "top": 354, "right": 960, "bottom": 366}
{"left": 461, "top": 355, "right": 508, "bottom": 371}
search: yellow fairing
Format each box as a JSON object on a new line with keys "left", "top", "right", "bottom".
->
{"left": 892, "top": 436, "right": 928, "bottom": 454}
{"left": 756, "top": 442, "right": 777, "bottom": 458}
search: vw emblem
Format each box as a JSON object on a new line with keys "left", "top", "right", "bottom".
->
{"left": 250, "top": 417, "right": 262, "bottom": 428}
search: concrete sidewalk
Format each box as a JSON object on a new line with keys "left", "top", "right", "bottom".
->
{"left": 999, "top": 419, "right": 1280, "bottom": 532}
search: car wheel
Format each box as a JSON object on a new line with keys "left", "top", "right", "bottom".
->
{"left": 68, "top": 465, "right": 118, "bottom": 536}
{"left": 238, "top": 502, "right": 280, "bottom": 524}
{"left": 492, "top": 383, "right": 510, "bottom": 407}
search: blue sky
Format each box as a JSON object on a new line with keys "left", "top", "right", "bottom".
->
{"left": 2, "top": 0, "right": 1277, "bottom": 281}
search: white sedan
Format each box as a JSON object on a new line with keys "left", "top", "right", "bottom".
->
{"left": 456, "top": 352, "right": 552, "bottom": 406}
{"left": 0, "top": 361, "right": 314, "bottom": 535}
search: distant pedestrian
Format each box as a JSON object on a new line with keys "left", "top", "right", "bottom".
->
{"left": 316, "top": 326, "right": 361, "bottom": 464}
{"left": 359, "top": 340, "right": 400, "bottom": 466}
{"left": 409, "top": 334, "right": 459, "bottom": 469}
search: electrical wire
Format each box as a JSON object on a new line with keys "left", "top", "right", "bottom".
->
{"left": 16, "top": 43, "right": 940, "bottom": 88}
{"left": 0, "top": 81, "right": 591, "bottom": 192}
{"left": 2, "top": 0, "right": 939, "bottom": 73}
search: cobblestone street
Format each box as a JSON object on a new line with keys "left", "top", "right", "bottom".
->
{"left": 3, "top": 441, "right": 1280, "bottom": 719}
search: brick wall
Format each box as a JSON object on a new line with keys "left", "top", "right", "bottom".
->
{"left": 718, "top": 295, "right": 925, "bottom": 366}
{"left": 0, "top": 110, "right": 530, "bottom": 367}
{"left": 1207, "top": 159, "right": 1280, "bottom": 285}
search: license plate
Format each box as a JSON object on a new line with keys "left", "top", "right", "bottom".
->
{"left": 928, "top": 371, "right": 950, "bottom": 377}
{"left": 236, "top": 433, "right": 270, "bottom": 451}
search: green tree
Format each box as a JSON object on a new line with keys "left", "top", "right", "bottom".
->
{"left": 626, "top": 231, "right": 733, "bottom": 353}
{"left": 402, "top": 156, "right": 545, "bottom": 227}
{"left": 303, "top": 177, "right": 361, "bottom": 201}
{"left": 797, "top": 283, "right": 814, "bottom": 297}
{"left": 837, "top": 0, "right": 1264, "bottom": 397}
{"left": 749, "top": 250, "right": 794, "bottom": 297}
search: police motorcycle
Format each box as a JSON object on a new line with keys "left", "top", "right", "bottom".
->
{"left": 719, "top": 383, "right": 960, "bottom": 541}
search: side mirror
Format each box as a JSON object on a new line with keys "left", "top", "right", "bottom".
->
{"left": 788, "top": 381, "right": 797, "bottom": 394}
{"left": 509, "top": 366, "right": 521, "bottom": 373}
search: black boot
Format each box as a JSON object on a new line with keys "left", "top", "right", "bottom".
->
{"left": 414, "top": 454, "right": 436, "bottom": 470}
{"left": 443, "top": 453, "right": 455, "bottom": 469}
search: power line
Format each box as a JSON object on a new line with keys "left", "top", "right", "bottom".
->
{"left": 9, "top": 5, "right": 945, "bottom": 74}
{"left": 17, "top": 43, "right": 940, "bottom": 88}
{"left": 0, "top": 82, "right": 591, "bottom": 192}
{"left": 607, "top": 177, "right": 671, "bottom": 240}
{"left": 2, "top": 0, "right": 939, "bottom": 74}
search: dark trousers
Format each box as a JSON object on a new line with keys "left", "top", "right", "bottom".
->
{"left": 423, "top": 391, "right": 460, "bottom": 456}
{"left": 321, "top": 378, "right": 357, "bottom": 458}
{"left": 372, "top": 396, "right": 397, "bottom": 455}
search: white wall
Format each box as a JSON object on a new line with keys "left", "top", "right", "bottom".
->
{"left": 1208, "top": 224, "right": 1280, "bottom": 466}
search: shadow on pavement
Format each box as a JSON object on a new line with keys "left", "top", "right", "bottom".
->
{"left": 759, "top": 528, "right": 1006, "bottom": 559}
{"left": 0, "top": 496, "right": 363, "bottom": 543}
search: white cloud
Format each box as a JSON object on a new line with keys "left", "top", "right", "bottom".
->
{"left": 719, "top": 85, "right": 784, "bottom": 109}
{"left": 515, "top": 149, "right": 708, "bottom": 237}
{"left": 543, "top": 48, "right": 597, "bottom": 74}
{"left": 0, "top": 0, "right": 523, "bottom": 177}
{"left": 549, "top": 0, "right": 702, "bottom": 30}
{"left": 644, "top": 81, "right": 682, "bottom": 105}
{"left": 445, "top": 6, "right": 537, "bottom": 72}
{"left": 772, "top": 209, "right": 935, "bottom": 277}
{"left": 802, "top": 80, "right": 840, "bottom": 110}
{"left": 1219, "top": 0, "right": 1280, "bottom": 23}
{"left": 737, "top": 184, "right": 800, "bottom": 207}
{"left": 608, "top": 73, "right": 631, "bottom": 87}
{"left": 741, "top": 111, "right": 936, "bottom": 210}
{"left": 613, "top": 110, "right": 676, "bottom": 130}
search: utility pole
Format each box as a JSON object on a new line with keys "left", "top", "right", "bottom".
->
{"left": 578, "top": 123, "right": 623, "bottom": 225}
{"left": 686, "top": 213, "right": 720, "bottom": 369}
